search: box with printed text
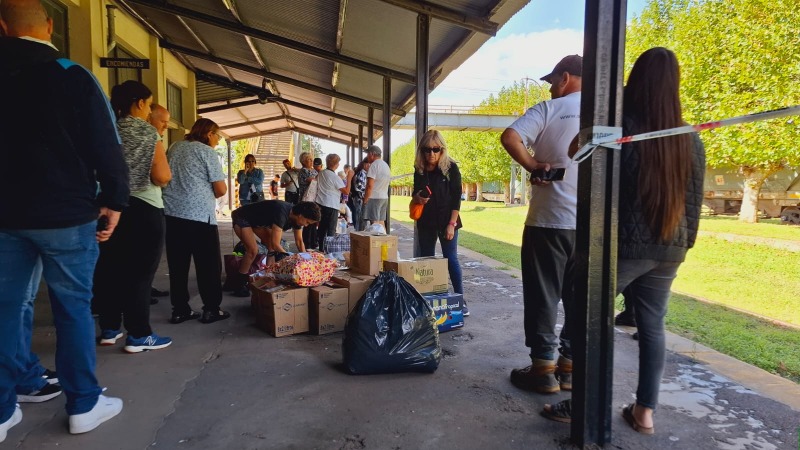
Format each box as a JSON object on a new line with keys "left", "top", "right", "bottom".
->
{"left": 309, "top": 284, "right": 349, "bottom": 335}
{"left": 382, "top": 257, "right": 449, "bottom": 295}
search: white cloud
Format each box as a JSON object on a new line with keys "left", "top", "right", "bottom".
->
{"left": 429, "top": 28, "right": 584, "bottom": 106}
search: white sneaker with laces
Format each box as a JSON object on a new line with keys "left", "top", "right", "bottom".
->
{"left": 68, "top": 395, "right": 123, "bottom": 434}
{"left": 0, "top": 405, "right": 22, "bottom": 443}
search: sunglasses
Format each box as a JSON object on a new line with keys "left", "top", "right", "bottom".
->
{"left": 422, "top": 146, "right": 442, "bottom": 154}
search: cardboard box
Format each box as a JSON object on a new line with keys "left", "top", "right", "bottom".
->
{"left": 423, "top": 292, "right": 465, "bottom": 333}
{"left": 349, "top": 232, "right": 398, "bottom": 276}
{"left": 250, "top": 278, "right": 309, "bottom": 337}
{"left": 330, "top": 271, "right": 376, "bottom": 314}
{"left": 309, "top": 285, "right": 349, "bottom": 334}
{"left": 383, "top": 257, "right": 449, "bottom": 295}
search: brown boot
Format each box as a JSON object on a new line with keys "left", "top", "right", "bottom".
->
{"left": 555, "top": 356, "right": 572, "bottom": 391}
{"left": 510, "top": 359, "right": 560, "bottom": 394}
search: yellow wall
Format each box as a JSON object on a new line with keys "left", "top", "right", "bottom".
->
{"left": 57, "top": 0, "right": 196, "bottom": 135}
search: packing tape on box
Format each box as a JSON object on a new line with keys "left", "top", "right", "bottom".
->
{"left": 571, "top": 104, "right": 800, "bottom": 164}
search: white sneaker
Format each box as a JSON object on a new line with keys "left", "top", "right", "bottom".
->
{"left": 68, "top": 395, "right": 123, "bottom": 434}
{"left": 0, "top": 405, "right": 22, "bottom": 443}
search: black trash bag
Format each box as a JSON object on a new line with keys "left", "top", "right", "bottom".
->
{"left": 343, "top": 271, "right": 441, "bottom": 374}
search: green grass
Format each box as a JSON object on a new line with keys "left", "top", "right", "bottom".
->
{"left": 699, "top": 214, "right": 799, "bottom": 241}
{"left": 391, "top": 195, "right": 800, "bottom": 382}
{"left": 674, "top": 238, "right": 800, "bottom": 325}
{"left": 667, "top": 293, "right": 800, "bottom": 383}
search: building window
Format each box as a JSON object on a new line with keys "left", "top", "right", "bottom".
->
{"left": 108, "top": 47, "right": 141, "bottom": 88}
{"left": 42, "top": 0, "right": 68, "bottom": 58}
{"left": 167, "top": 82, "right": 183, "bottom": 125}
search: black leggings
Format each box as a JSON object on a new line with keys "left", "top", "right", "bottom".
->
{"left": 94, "top": 197, "right": 163, "bottom": 338}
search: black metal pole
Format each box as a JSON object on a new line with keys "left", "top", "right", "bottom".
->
{"left": 383, "top": 76, "right": 392, "bottom": 231}
{"left": 415, "top": 13, "right": 430, "bottom": 143}
{"left": 367, "top": 108, "right": 374, "bottom": 146}
{"left": 571, "top": 0, "right": 626, "bottom": 446}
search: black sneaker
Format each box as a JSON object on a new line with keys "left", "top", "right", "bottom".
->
{"left": 150, "top": 297, "right": 159, "bottom": 305}
{"left": 462, "top": 301, "right": 470, "bottom": 317}
{"left": 614, "top": 311, "right": 637, "bottom": 327}
{"left": 200, "top": 310, "right": 231, "bottom": 324}
{"left": 151, "top": 287, "right": 169, "bottom": 297}
{"left": 18, "top": 383, "right": 62, "bottom": 403}
{"left": 232, "top": 285, "right": 250, "bottom": 297}
{"left": 42, "top": 368, "right": 58, "bottom": 385}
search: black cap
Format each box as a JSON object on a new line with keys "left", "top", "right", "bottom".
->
{"left": 313, "top": 157, "right": 323, "bottom": 166}
{"left": 540, "top": 55, "right": 583, "bottom": 82}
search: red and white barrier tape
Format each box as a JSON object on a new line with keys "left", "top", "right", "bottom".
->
{"left": 572, "top": 105, "right": 800, "bottom": 163}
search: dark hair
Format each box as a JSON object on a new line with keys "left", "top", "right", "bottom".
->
{"left": 110, "top": 80, "right": 151, "bottom": 120}
{"left": 292, "top": 201, "right": 321, "bottom": 222}
{"left": 185, "top": 118, "right": 219, "bottom": 145}
{"left": 624, "top": 47, "right": 693, "bottom": 241}
{"left": 244, "top": 154, "right": 256, "bottom": 163}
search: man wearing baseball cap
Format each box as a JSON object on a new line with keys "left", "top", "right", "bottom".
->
{"left": 362, "top": 145, "right": 391, "bottom": 230}
{"left": 500, "top": 55, "right": 582, "bottom": 398}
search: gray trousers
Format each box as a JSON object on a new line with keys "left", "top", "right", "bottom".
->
{"left": 520, "top": 226, "right": 576, "bottom": 361}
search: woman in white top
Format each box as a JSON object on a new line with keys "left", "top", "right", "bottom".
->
{"left": 314, "top": 154, "right": 353, "bottom": 251}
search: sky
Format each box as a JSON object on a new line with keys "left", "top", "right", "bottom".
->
{"left": 320, "top": 0, "right": 649, "bottom": 157}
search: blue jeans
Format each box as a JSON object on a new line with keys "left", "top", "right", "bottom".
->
{"left": 0, "top": 222, "right": 103, "bottom": 420}
{"left": 414, "top": 225, "right": 463, "bottom": 295}
{"left": 15, "top": 258, "right": 47, "bottom": 395}
{"left": 616, "top": 259, "right": 681, "bottom": 411}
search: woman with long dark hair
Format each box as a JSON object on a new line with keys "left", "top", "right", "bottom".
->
{"left": 410, "top": 130, "right": 467, "bottom": 315}
{"left": 94, "top": 80, "right": 173, "bottom": 353}
{"left": 543, "top": 48, "right": 705, "bottom": 433}
{"left": 163, "top": 119, "right": 230, "bottom": 324}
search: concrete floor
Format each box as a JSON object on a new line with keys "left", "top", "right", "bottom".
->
{"left": 8, "top": 220, "right": 800, "bottom": 449}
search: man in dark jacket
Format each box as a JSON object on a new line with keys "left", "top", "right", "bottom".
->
{"left": 0, "top": 0, "right": 129, "bottom": 439}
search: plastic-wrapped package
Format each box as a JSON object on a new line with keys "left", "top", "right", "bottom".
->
{"left": 264, "top": 252, "right": 337, "bottom": 287}
{"left": 343, "top": 271, "right": 441, "bottom": 374}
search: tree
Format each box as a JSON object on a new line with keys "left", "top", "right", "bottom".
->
{"left": 627, "top": 0, "right": 800, "bottom": 222}
{"left": 300, "top": 134, "right": 322, "bottom": 157}
{"left": 389, "top": 138, "right": 416, "bottom": 188}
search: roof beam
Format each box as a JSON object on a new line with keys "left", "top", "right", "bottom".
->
{"left": 195, "top": 70, "right": 382, "bottom": 129}
{"left": 161, "top": 40, "right": 405, "bottom": 117}
{"left": 125, "top": 0, "right": 415, "bottom": 84}
{"left": 219, "top": 115, "right": 285, "bottom": 131}
{"left": 198, "top": 99, "right": 260, "bottom": 114}
{"left": 234, "top": 127, "right": 354, "bottom": 146}
{"left": 377, "top": 0, "right": 498, "bottom": 36}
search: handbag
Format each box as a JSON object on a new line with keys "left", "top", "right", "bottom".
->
{"left": 250, "top": 185, "right": 265, "bottom": 202}
{"left": 302, "top": 179, "right": 318, "bottom": 202}
{"left": 409, "top": 200, "right": 424, "bottom": 220}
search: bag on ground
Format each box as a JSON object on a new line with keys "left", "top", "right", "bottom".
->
{"left": 343, "top": 271, "right": 441, "bottom": 375}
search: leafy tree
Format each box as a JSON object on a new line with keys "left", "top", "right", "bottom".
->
{"left": 627, "top": 0, "right": 800, "bottom": 222}
{"left": 389, "top": 138, "right": 416, "bottom": 187}
{"left": 300, "top": 134, "right": 322, "bottom": 157}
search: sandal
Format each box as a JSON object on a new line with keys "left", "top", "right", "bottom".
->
{"left": 622, "top": 403, "right": 654, "bottom": 435}
{"left": 541, "top": 399, "right": 572, "bottom": 424}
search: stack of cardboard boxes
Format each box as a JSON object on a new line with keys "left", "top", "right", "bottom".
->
{"left": 249, "top": 230, "right": 464, "bottom": 337}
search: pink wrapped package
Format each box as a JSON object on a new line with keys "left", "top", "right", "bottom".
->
{"left": 264, "top": 252, "right": 338, "bottom": 287}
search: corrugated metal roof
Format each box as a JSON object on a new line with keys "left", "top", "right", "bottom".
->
{"left": 116, "top": 0, "right": 529, "bottom": 144}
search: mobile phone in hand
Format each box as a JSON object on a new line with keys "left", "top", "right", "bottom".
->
{"left": 530, "top": 168, "right": 566, "bottom": 181}
{"left": 419, "top": 186, "right": 432, "bottom": 198}
{"left": 96, "top": 216, "right": 109, "bottom": 232}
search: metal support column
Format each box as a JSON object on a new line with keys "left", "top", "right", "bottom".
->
{"left": 367, "top": 108, "right": 375, "bottom": 146}
{"left": 350, "top": 137, "right": 357, "bottom": 164}
{"left": 383, "top": 76, "right": 392, "bottom": 231}
{"left": 571, "top": 0, "right": 627, "bottom": 447}
{"left": 358, "top": 124, "right": 364, "bottom": 154}
{"left": 415, "top": 13, "right": 430, "bottom": 142}
{"left": 226, "top": 139, "right": 234, "bottom": 212}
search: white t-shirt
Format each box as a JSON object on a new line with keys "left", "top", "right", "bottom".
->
{"left": 366, "top": 159, "right": 391, "bottom": 199}
{"left": 508, "top": 91, "right": 581, "bottom": 230}
{"left": 280, "top": 170, "right": 299, "bottom": 193}
{"left": 315, "top": 168, "right": 345, "bottom": 209}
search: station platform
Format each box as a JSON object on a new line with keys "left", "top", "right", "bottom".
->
{"left": 9, "top": 219, "right": 800, "bottom": 449}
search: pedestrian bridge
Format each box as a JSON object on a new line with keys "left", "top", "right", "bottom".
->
{"left": 394, "top": 106, "right": 519, "bottom": 132}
